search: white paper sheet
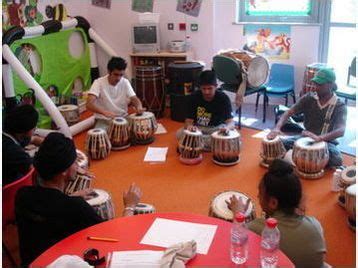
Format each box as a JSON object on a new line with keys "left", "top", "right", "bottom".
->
{"left": 144, "top": 147, "right": 168, "bottom": 162}
{"left": 155, "top": 123, "right": 167, "bottom": 134}
{"left": 140, "top": 218, "right": 217, "bottom": 255}
{"left": 108, "top": 250, "right": 163, "bottom": 268}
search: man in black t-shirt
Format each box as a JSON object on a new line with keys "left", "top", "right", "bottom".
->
{"left": 177, "top": 70, "right": 234, "bottom": 151}
{"left": 15, "top": 133, "right": 142, "bottom": 266}
{"left": 2, "top": 104, "right": 43, "bottom": 185}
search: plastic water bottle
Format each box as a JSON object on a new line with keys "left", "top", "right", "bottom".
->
{"left": 260, "top": 218, "right": 280, "bottom": 268}
{"left": 231, "top": 212, "right": 248, "bottom": 264}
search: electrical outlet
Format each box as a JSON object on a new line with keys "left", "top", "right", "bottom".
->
{"left": 190, "top": 23, "right": 198, "bottom": 31}
{"left": 168, "top": 23, "right": 174, "bottom": 30}
{"left": 179, "top": 23, "right": 186, "bottom": 31}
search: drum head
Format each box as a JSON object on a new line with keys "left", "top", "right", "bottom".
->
{"left": 128, "top": 111, "right": 154, "bottom": 119}
{"left": 183, "top": 128, "right": 203, "bottom": 136}
{"left": 342, "top": 166, "right": 356, "bottom": 184}
{"left": 346, "top": 184, "right": 356, "bottom": 196}
{"left": 295, "top": 137, "right": 326, "bottom": 150}
{"left": 212, "top": 191, "right": 253, "bottom": 220}
{"left": 86, "top": 189, "right": 109, "bottom": 206}
{"left": 113, "top": 117, "right": 128, "bottom": 125}
{"left": 88, "top": 128, "right": 106, "bottom": 136}
{"left": 58, "top": 104, "right": 78, "bottom": 111}
{"left": 212, "top": 129, "right": 240, "bottom": 139}
{"left": 135, "top": 203, "right": 155, "bottom": 212}
{"left": 247, "top": 56, "right": 269, "bottom": 88}
{"left": 263, "top": 135, "right": 280, "bottom": 143}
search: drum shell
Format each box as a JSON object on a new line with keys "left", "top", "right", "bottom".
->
{"left": 128, "top": 112, "right": 158, "bottom": 144}
{"left": 260, "top": 137, "right": 286, "bottom": 165}
{"left": 345, "top": 184, "right": 356, "bottom": 221}
{"left": 178, "top": 130, "right": 204, "bottom": 159}
{"left": 85, "top": 128, "right": 112, "bottom": 160}
{"left": 107, "top": 118, "right": 130, "bottom": 149}
{"left": 211, "top": 132, "right": 241, "bottom": 164}
{"left": 58, "top": 105, "right": 80, "bottom": 126}
{"left": 134, "top": 203, "right": 156, "bottom": 215}
{"left": 65, "top": 173, "right": 92, "bottom": 195}
{"left": 87, "top": 189, "right": 115, "bottom": 221}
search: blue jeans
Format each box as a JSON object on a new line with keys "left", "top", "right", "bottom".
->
{"left": 282, "top": 135, "right": 343, "bottom": 167}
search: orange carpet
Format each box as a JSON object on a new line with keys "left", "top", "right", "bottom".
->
{"left": 73, "top": 118, "right": 355, "bottom": 267}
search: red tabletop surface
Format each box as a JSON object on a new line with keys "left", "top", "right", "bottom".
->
{"left": 31, "top": 212, "right": 294, "bottom": 267}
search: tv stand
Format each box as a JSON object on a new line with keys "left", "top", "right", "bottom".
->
{"left": 130, "top": 51, "right": 193, "bottom": 79}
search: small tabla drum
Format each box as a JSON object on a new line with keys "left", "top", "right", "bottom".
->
{"left": 76, "top": 149, "right": 89, "bottom": 169}
{"left": 86, "top": 189, "right": 115, "bottom": 221}
{"left": 260, "top": 136, "right": 286, "bottom": 168}
{"left": 178, "top": 129, "right": 204, "bottom": 165}
{"left": 338, "top": 166, "right": 356, "bottom": 207}
{"left": 58, "top": 104, "right": 80, "bottom": 126}
{"left": 292, "top": 137, "right": 329, "bottom": 179}
{"left": 219, "top": 50, "right": 269, "bottom": 88}
{"left": 107, "top": 117, "right": 130, "bottom": 150}
{"left": 301, "top": 63, "right": 333, "bottom": 96}
{"left": 65, "top": 173, "right": 92, "bottom": 195}
{"left": 128, "top": 112, "right": 158, "bottom": 145}
{"left": 134, "top": 203, "right": 156, "bottom": 215}
{"left": 135, "top": 66, "right": 165, "bottom": 117}
{"left": 85, "top": 128, "right": 111, "bottom": 160}
{"left": 209, "top": 191, "right": 256, "bottom": 222}
{"left": 211, "top": 129, "right": 241, "bottom": 166}
{"left": 345, "top": 184, "right": 356, "bottom": 231}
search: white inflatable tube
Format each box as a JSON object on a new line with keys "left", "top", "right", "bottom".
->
{"left": 2, "top": 64, "right": 15, "bottom": 98}
{"left": 23, "top": 25, "right": 45, "bottom": 39}
{"left": 2, "top": 44, "right": 72, "bottom": 138}
{"left": 34, "top": 128, "right": 57, "bottom": 137}
{"left": 89, "top": 43, "right": 98, "bottom": 68}
{"left": 89, "top": 28, "right": 118, "bottom": 57}
{"left": 70, "top": 116, "right": 95, "bottom": 136}
{"left": 61, "top": 18, "right": 78, "bottom": 31}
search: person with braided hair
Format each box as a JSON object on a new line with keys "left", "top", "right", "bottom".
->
{"left": 228, "top": 159, "right": 326, "bottom": 268}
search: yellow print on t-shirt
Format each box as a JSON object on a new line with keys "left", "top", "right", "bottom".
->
{"left": 196, "top": 106, "right": 211, "bottom": 126}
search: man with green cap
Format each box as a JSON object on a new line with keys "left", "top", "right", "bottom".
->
{"left": 268, "top": 67, "right": 347, "bottom": 167}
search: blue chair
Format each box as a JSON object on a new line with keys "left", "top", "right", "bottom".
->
{"left": 259, "top": 63, "right": 296, "bottom": 122}
{"left": 212, "top": 55, "right": 266, "bottom": 128}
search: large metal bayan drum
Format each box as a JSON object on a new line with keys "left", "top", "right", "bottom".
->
{"left": 209, "top": 190, "right": 256, "bottom": 222}
{"left": 86, "top": 189, "right": 115, "bottom": 221}
{"left": 260, "top": 136, "right": 286, "bottom": 168}
{"left": 128, "top": 112, "right": 158, "bottom": 145}
{"left": 178, "top": 128, "right": 204, "bottom": 165}
{"left": 292, "top": 137, "right": 329, "bottom": 179}
{"left": 107, "top": 117, "right": 130, "bottom": 150}
{"left": 135, "top": 66, "right": 165, "bottom": 117}
{"left": 211, "top": 129, "right": 241, "bottom": 166}
{"left": 58, "top": 104, "right": 80, "bottom": 126}
{"left": 345, "top": 184, "right": 356, "bottom": 231}
{"left": 220, "top": 50, "right": 269, "bottom": 88}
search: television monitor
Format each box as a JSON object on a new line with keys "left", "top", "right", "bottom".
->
{"left": 132, "top": 24, "right": 160, "bottom": 53}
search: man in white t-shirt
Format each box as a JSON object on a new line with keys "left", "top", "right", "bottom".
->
{"left": 86, "top": 57, "right": 144, "bottom": 129}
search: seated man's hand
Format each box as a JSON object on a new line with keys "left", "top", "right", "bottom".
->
{"left": 103, "top": 110, "right": 116, "bottom": 119}
{"left": 267, "top": 129, "right": 281, "bottom": 140}
{"left": 30, "top": 135, "right": 44, "bottom": 146}
{"left": 186, "top": 125, "right": 197, "bottom": 132}
{"left": 302, "top": 130, "right": 322, "bottom": 142}
{"left": 136, "top": 107, "right": 146, "bottom": 115}
{"left": 70, "top": 188, "right": 95, "bottom": 200}
{"left": 123, "top": 183, "right": 142, "bottom": 208}
{"left": 226, "top": 195, "right": 251, "bottom": 218}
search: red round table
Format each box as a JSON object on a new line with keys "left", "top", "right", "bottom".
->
{"left": 31, "top": 213, "right": 294, "bottom": 267}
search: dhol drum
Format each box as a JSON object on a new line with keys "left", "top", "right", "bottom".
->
{"left": 85, "top": 128, "right": 111, "bottom": 160}
{"left": 128, "top": 112, "right": 158, "bottom": 145}
{"left": 345, "top": 184, "right": 356, "bottom": 231}
{"left": 86, "top": 189, "right": 115, "bottom": 221}
{"left": 76, "top": 149, "right": 89, "bottom": 169}
{"left": 135, "top": 66, "right": 165, "bottom": 117}
{"left": 301, "top": 63, "right": 333, "bottom": 96}
{"left": 211, "top": 129, "right": 241, "bottom": 166}
{"left": 178, "top": 128, "right": 204, "bottom": 165}
{"left": 292, "top": 137, "right": 329, "bottom": 179}
{"left": 338, "top": 166, "right": 356, "bottom": 207}
{"left": 134, "top": 203, "right": 156, "bottom": 215}
{"left": 107, "top": 117, "right": 130, "bottom": 150}
{"left": 58, "top": 104, "right": 80, "bottom": 126}
{"left": 65, "top": 173, "right": 93, "bottom": 195}
{"left": 209, "top": 190, "right": 256, "bottom": 222}
{"left": 260, "top": 136, "right": 286, "bottom": 168}
{"left": 220, "top": 50, "right": 269, "bottom": 88}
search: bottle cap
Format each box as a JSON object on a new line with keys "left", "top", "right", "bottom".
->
{"left": 266, "top": 217, "right": 278, "bottom": 228}
{"left": 235, "top": 212, "right": 246, "bottom": 223}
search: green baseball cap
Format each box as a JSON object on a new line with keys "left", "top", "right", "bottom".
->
{"left": 311, "top": 67, "right": 336, "bottom": 84}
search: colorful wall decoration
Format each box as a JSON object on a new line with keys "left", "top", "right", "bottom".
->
{"left": 176, "top": 0, "right": 203, "bottom": 17}
{"left": 243, "top": 24, "right": 291, "bottom": 60}
{"left": 132, "top": 0, "right": 154, "bottom": 13}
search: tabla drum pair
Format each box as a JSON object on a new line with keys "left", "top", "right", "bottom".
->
{"left": 107, "top": 117, "right": 130, "bottom": 150}
{"left": 218, "top": 50, "right": 269, "bottom": 88}
{"left": 128, "top": 112, "right": 158, "bottom": 145}
{"left": 260, "top": 136, "right": 286, "bottom": 168}
{"left": 345, "top": 184, "right": 356, "bottom": 231}
{"left": 338, "top": 166, "right": 356, "bottom": 207}
{"left": 209, "top": 191, "right": 256, "bottom": 222}
{"left": 85, "top": 128, "right": 112, "bottom": 160}
{"left": 211, "top": 129, "right": 241, "bottom": 166}
{"left": 135, "top": 66, "right": 165, "bottom": 117}
{"left": 86, "top": 189, "right": 115, "bottom": 221}
{"left": 134, "top": 203, "right": 156, "bottom": 215}
{"left": 178, "top": 128, "right": 204, "bottom": 165}
{"left": 58, "top": 104, "right": 80, "bottom": 126}
{"left": 292, "top": 137, "right": 329, "bottom": 179}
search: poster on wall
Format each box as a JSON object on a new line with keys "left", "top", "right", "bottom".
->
{"left": 243, "top": 24, "right": 291, "bottom": 60}
{"left": 176, "top": 0, "right": 203, "bottom": 17}
{"left": 132, "top": 0, "right": 154, "bottom": 13}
